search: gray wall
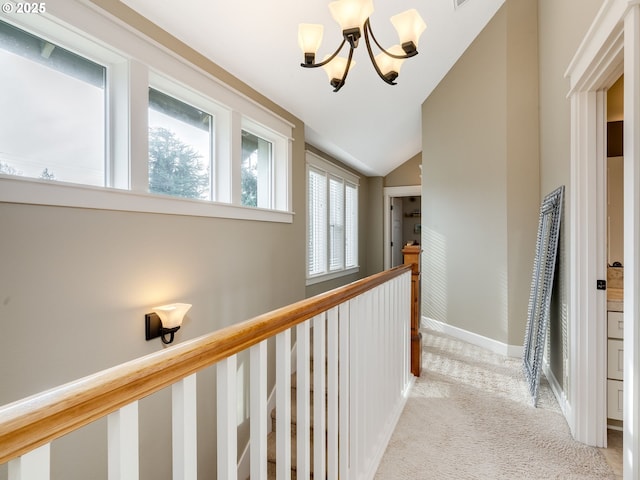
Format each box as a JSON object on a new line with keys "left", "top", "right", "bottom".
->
{"left": 420, "top": 0, "right": 605, "bottom": 394}
{"left": 421, "top": 0, "right": 540, "bottom": 346}
{"left": 384, "top": 152, "right": 422, "bottom": 187}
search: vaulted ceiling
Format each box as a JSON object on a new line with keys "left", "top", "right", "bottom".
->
{"left": 121, "top": 0, "right": 505, "bottom": 176}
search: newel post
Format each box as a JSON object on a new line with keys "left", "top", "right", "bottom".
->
{"left": 402, "top": 244, "right": 422, "bottom": 376}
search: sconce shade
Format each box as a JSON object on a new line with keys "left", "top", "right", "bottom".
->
{"left": 152, "top": 303, "right": 191, "bottom": 329}
{"left": 329, "top": 0, "right": 374, "bottom": 31}
{"left": 298, "top": 24, "right": 324, "bottom": 57}
{"left": 375, "top": 44, "right": 406, "bottom": 78}
{"left": 390, "top": 9, "right": 426, "bottom": 52}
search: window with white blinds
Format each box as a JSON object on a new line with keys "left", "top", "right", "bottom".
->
{"left": 308, "top": 168, "right": 327, "bottom": 276}
{"left": 306, "top": 151, "right": 359, "bottom": 284}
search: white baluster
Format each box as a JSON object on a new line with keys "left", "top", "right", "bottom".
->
{"left": 326, "top": 307, "right": 339, "bottom": 480}
{"left": 217, "top": 355, "right": 238, "bottom": 480}
{"left": 313, "top": 313, "right": 327, "bottom": 480}
{"left": 339, "top": 301, "right": 350, "bottom": 480}
{"left": 250, "top": 341, "right": 267, "bottom": 480}
{"left": 276, "top": 329, "right": 291, "bottom": 480}
{"left": 108, "top": 402, "right": 139, "bottom": 480}
{"left": 296, "top": 321, "right": 311, "bottom": 479}
{"left": 8, "top": 444, "right": 50, "bottom": 480}
{"left": 173, "top": 374, "right": 197, "bottom": 480}
{"left": 405, "top": 272, "right": 412, "bottom": 390}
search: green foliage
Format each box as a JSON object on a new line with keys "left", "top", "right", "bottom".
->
{"left": 40, "top": 168, "right": 55, "bottom": 180}
{"left": 0, "top": 162, "right": 20, "bottom": 175}
{"left": 241, "top": 161, "right": 257, "bottom": 207}
{"left": 148, "top": 127, "right": 209, "bottom": 199}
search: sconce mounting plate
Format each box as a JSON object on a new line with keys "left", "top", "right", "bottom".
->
{"left": 145, "top": 312, "right": 162, "bottom": 341}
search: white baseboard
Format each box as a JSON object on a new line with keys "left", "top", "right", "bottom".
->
{"left": 422, "top": 316, "right": 524, "bottom": 358}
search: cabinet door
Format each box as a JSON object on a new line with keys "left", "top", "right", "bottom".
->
{"left": 608, "top": 311, "right": 624, "bottom": 339}
{"left": 608, "top": 379, "right": 624, "bottom": 420}
{"left": 608, "top": 339, "right": 624, "bottom": 380}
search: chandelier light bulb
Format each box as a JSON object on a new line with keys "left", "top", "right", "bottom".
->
{"left": 298, "top": 23, "right": 324, "bottom": 64}
{"left": 375, "top": 44, "right": 406, "bottom": 80}
{"left": 390, "top": 9, "right": 426, "bottom": 54}
{"left": 329, "top": 0, "right": 374, "bottom": 31}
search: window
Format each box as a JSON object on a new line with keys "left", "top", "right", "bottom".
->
{"left": 308, "top": 168, "right": 327, "bottom": 276}
{"left": 0, "top": 6, "right": 293, "bottom": 223}
{"left": 148, "top": 88, "right": 213, "bottom": 200}
{"left": 0, "top": 20, "right": 106, "bottom": 186}
{"left": 307, "top": 151, "right": 359, "bottom": 283}
{"left": 241, "top": 130, "right": 272, "bottom": 208}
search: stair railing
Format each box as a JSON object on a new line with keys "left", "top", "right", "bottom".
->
{"left": 0, "top": 265, "right": 414, "bottom": 480}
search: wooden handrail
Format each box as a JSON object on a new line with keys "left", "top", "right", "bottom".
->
{"left": 0, "top": 265, "right": 411, "bottom": 465}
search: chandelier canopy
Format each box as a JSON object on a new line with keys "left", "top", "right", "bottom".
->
{"left": 298, "top": 0, "right": 426, "bottom": 92}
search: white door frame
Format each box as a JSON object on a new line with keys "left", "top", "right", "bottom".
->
{"left": 383, "top": 185, "right": 421, "bottom": 270}
{"left": 566, "top": 1, "right": 640, "bottom": 478}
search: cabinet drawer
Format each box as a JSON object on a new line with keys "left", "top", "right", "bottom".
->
{"left": 608, "top": 311, "right": 624, "bottom": 339}
{"left": 608, "top": 339, "right": 624, "bottom": 380}
{"left": 608, "top": 379, "right": 624, "bottom": 421}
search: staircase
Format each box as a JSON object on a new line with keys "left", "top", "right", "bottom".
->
{"left": 266, "top": 355, "right": 321, "bottom": 479}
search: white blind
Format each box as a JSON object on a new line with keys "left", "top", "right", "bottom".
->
{"left": 306, "top": 151, "right": 358, "bottom": 281}
{"left": 329, "top": 176, "right": 344, "bottom": 271}
{"left": 308, "top": 168, "right": 327, "bottom": 276}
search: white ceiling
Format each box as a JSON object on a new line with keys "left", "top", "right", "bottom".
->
{"left": 121, "top": 0, "right": 505, "bottom": 176}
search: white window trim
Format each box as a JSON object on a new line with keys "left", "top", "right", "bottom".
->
{"left": 241, "top": 117, "right": 290, "bottom": 212}
{"left": 0, "top": 0, "right": 294, "bottom": 223}
{"left": 306, "top": 150, "right": 359, "bottom": 285}
{"left": 0, "top": 175, "right": 293, "bottom": 223}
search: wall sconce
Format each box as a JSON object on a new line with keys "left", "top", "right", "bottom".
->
{"left": 145, "top": 303, "right": 191, "bottom": 344}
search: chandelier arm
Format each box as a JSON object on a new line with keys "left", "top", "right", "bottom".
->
{"left": 332, "top": 44, "right": 355, "bottom": 92}
{"left": 363, "top": 18, "right": 415, "bottom": 59}
{"left": 363, "top": 19, "right": 397, "bottom": 85}
{"left": 300, "top": 39, "right": 347, "bottom": 68}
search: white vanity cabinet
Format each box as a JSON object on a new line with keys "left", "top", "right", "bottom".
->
{"left": 607, "top": 309, "right": 624, "bottom": 421}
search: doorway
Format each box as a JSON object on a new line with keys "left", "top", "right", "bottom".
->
{"left": 565, "top": 2, "right": 639, "bottom": 478}
{"left": 390, "top": 196, "right": 421, "bottom": 267}
{"left": 383, "top": 185, "right": 421, "bottom": 269}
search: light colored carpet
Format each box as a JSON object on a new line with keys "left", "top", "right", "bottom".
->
{"left": 375, "top": 330, "right": 615, "bottom": 479}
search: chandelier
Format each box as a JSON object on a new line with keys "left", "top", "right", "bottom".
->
{"left": 298, "top": 0, "right": 426, "bottom": 92}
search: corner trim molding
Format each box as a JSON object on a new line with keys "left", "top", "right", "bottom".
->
{"left": 543, "top": 361, "right": 568, "bottom": 417}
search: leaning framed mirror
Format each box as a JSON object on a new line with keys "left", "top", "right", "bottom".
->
{"left": 523, "top": 185, "right": 564, "bottom": 405}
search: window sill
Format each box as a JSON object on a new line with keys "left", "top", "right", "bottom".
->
{"left": 306, "top": 266, "right": 360, "bottom": 286}
{"left": 0, "top": 176, "right": 294, "bottom": 223}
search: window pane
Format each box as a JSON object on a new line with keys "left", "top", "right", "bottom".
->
{"left": 148, "top": 88, "right": 212, "bottom": 200}
{"left": 0, "top": 21, "right": 106, "bottom": 186}
{"left": 241, "top": 130, "right": 272, "bottom": 208}
{"left": 329, "top": 177, "right": 344, "bottom": 271}
{"left": 308, "top": 169, "right": 326, "bottom": 276}
{"left": 345, "top": 183, "right": 357, "bottom": 268}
